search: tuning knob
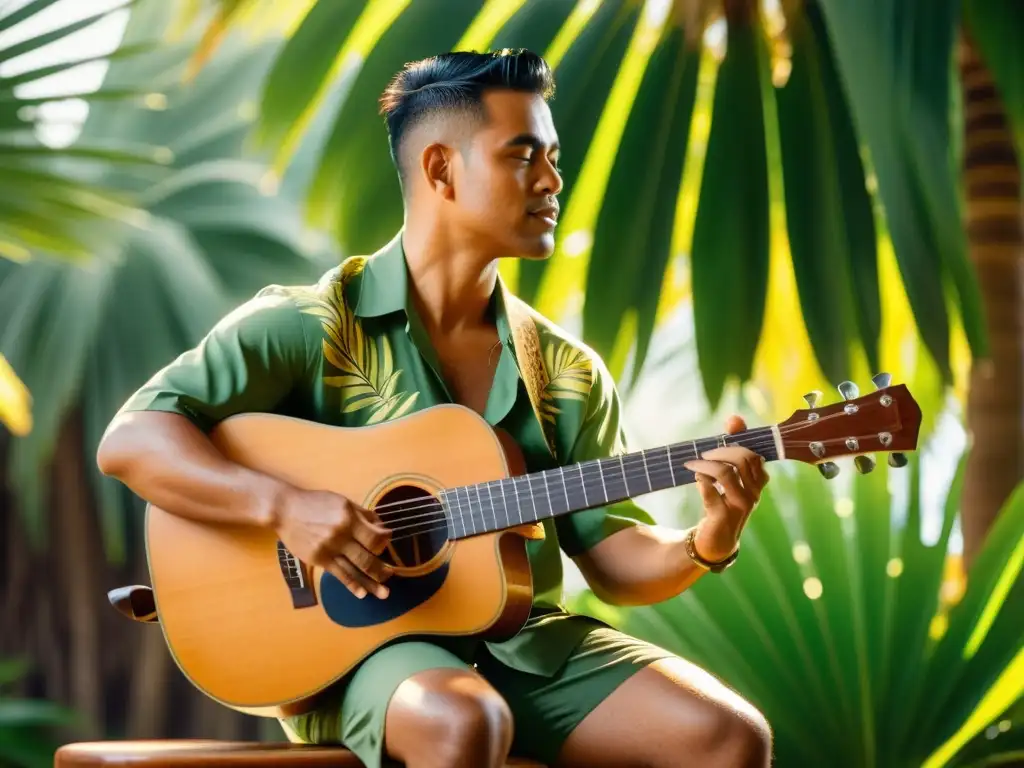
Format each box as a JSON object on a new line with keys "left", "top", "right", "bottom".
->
{"left": 817, "top": 462, "right": 840, "bottom": 479}
{"left": 854, "top": 455, "right": 876, "bottom": 474}
{"left": 871, "top": 372, "right": 892, "bottom": 390}
{"left": 838, "top": 381, "right": 859, "bottom": 400}
{"left": 887, "top": 452, "right": 908, "bottom": 468}
{"left": 803, "top": 390, "right": 823, "bottom": 408}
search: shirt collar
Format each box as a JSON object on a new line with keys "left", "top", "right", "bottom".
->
{"left": 352, "top": 229, "right": 515, "bottom": 347}
{"left": 351, "top": 230, "right": 408, "bottom": 319}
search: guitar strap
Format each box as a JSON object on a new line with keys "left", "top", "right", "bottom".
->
{"left": 503, "top": 288, "right": 559, "bottom": 461}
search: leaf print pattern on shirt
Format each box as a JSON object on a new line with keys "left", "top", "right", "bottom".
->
{"left": 299, "top": 281, "right": 419, "bottom": 425}
{"left": 539, "top": 340, "right": 591, "bottom": 424}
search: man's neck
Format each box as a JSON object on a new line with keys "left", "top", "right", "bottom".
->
{"left": 401, "top": 218, "right": 500, "bottom": 334}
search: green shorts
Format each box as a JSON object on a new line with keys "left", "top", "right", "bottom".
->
{"left": 280, "top": 619, "right": 673, "bottom": 767}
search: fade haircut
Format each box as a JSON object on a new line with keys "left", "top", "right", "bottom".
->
{"left": 379, "top": 49, "right": 555, "bottom": 189}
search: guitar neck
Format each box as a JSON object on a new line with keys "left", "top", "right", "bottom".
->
{"left": 440, "top": 425, "right": 783, "bottom": 539}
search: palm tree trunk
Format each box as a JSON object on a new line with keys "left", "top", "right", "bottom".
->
{"left": 958, "top": 29, "right": 1024, "bottom": 568}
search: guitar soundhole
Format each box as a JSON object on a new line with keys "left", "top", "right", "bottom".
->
{"left": 374, "top": 485, "right": 451, "bottom": 575}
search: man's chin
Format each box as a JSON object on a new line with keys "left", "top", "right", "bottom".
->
{"left": 516, "top": 233, "right": 556, "bottom": 260}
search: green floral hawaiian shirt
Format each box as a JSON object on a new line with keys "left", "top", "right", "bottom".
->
{"left": 118, "top": 230, "right": 654, "bottom": 676}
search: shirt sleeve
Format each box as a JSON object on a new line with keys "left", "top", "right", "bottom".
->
{"left": 554, "top": 356, "right": 656, "bottom": 557}
{"left": 116, "top": 288, "right": 309, "bottom": 432}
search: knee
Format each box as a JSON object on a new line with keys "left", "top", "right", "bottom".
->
{"left": 694, "top": 700, "right": 772, "bottom": 768}
{"left": 435, "top": 681, "right": 514, "bottom": 763}
{"left": 388, "top": 669, "right": 513, "bottom": 768}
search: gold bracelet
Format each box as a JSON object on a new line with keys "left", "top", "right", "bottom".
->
{"left": 685, "top": 526, "right": 739, "bottom": 574}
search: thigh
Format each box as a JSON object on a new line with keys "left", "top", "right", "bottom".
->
{"left": 554, "top": 654, "right": 771, "bottom": 768}
{"left": 480, "top": 624, "right": 675, "bottom": 766}
{"left": 281, "top": 639, "right": 474, "bottom": 768}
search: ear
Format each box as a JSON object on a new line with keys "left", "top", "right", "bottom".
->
{"left": 421, "top": 143, "right": 455, "bottom": 200}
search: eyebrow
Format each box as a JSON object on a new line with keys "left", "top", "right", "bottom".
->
{"left": 504, "top": 133, "right": 560, "bottom": 153}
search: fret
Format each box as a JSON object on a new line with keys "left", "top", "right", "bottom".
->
{"left": 448, "top": 488, "right": 465, "bottom": 538}
{"left": 542, "top": 469, "right": 564, "bottom": 516}
{"left": 597, "top": 460, "right": 609, "bottom": 503}
{"left": 485, "top": 482, "right": 503, "bottom": 529}
{"left": 440, "top": 490, "right": 455, "bottom": 537}
{"left": 577, "top": 464, "right": 588, "bottom": 506}
{"left": 539, "top": 470, "right": 555, "bottom": 518}
{"left": 667, "top": 445, "right": 677, "bottom": 485}
{"left": 559, "top": 466, "right": 571, "bottom": 509}
{"left": 459, "top": 486, "right": 475, "bottom": 536}
{"left": 525, "top": 474, "right": 537, "bottom": 524}
{"left": 474, "top": 484, "right": 491, "bottom": 531}
{"left": 640, "top": 449, "right": 652, "bottom": 492}
{"left": 499, "top": 480, "right": 510, "bottom": 528}
{"left": 508, "top": 477, "right": 522, "bottom": 524}
{"left": 622, "top": 454, "right": 644, "bottom": 498}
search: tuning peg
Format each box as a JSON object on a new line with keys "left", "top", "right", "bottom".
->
{"left": 817, "top": 461, "right": 840, "bottom": 479}
{"left": 854, "top": 455, "right": 876, "bottom": 474}
{"left": 871, "top": 372, "right": 892, "bottom": 390}
{"left": 803, "top": 390, "right": 823, "bottom": 408}
{"left": 838, "top": 381, "right": 859, "bottom": 401}
{"left": 887, "top": 452, "right": 908, "bottom": 468}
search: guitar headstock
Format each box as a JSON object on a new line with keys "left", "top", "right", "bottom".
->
{"left": 777, "top": 373, "right": 922, "bottom": 478}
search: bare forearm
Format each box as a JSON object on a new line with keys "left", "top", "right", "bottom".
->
{"left": 573, "top": 525, "right": 710, "bottom": 606}
{"left": 96, "top": 411, "right": 288, "bottom": 528}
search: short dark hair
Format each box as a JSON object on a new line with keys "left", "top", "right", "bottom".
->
{"left": 379, "top": 49, "right": 555, "bottom": 184}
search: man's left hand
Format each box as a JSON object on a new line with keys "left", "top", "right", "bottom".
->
{"left": 683, "top": 414, "right": 769, "bottom": 563}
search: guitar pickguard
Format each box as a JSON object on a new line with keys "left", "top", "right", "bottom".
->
{"left": 318, "top": 565, "right": 449, "bottom": 628}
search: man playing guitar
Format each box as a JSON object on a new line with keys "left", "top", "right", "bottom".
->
{"left": 98, "top": 49, "right": 772, "bottom": 768}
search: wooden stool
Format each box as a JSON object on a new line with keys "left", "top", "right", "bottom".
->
{"left": 54, "top": 740, "right": 547, "bottom": 767}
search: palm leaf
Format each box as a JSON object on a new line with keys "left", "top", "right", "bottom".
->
{"left": 582, "top": 15, "right": 700, "bottom": 382}
{"left": 690, "top": 14, "right": 770, "bottom": 408}
{"left": 815, "top": 0, "right": 987, "bottom": 375}
{"left": 185, "top": 0, "right": 985, "bottom": 409}
{"left": 0, "top": 0, "right": 162, "bottom": 263}
{"left": 569, "top": 448, "right": 1024, "bottom": 767}
{"left": 1, "top": 0, "right": 333, "bottom": 561}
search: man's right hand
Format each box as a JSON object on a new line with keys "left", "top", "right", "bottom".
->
{"left": 274, "top": 487, "right": 393, "bottom": 599}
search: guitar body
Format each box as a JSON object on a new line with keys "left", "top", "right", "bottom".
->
{"left": 145, "top": 405, "right": 539, "bottom": 718}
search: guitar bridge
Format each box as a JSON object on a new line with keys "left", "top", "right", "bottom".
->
{"left": 277, "top": 540, "right": 317, "bottom": 609}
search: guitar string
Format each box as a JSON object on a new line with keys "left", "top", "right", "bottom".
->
{"left": 373, "top": 424, "right": 862, "bottom": 529}
{"left": 372, "top": 434, "right": 865, "bottom": 536}
{"left": 366, "top": 403, "right": 887, "bottom": 518}
{"left": 381, "top": 436, "right": 784, "bottom": 541}
{"left": 375, "top": 433, "right": 780, "bottom": 526}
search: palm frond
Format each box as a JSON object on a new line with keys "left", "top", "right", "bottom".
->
{"left": 569, "top": 452, "right": 1024, "bottom": 767}
{"left": 0, "top": 0, "right": 161, "bottom": 262}
{"left": 0, "top": 0, "right": 335, "bottom": 561}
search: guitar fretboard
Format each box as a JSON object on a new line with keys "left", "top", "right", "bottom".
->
{"left": 440, "top": 427, "right": 780, "bottom": 538}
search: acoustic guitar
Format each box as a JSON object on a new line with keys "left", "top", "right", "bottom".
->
{"left": 133, "top": 374, "right": 919, "bottom": 718}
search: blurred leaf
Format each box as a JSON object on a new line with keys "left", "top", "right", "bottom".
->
{"left": 775, "top": 4, "right": 881, "bottom": 386}
{"left": 0, "top": 700, "right": 75, "bottom": 728}
{"left": 0, "top": 352, "right": 31, "bottom": 436}
{"left": 583, "top": 21, "right": 699, "bottom": 381}
{"left": 963, "top": 0, "right": 1024, "bottom": 160}
{"left": 816, "top": 0, "right": 987, "bottom": 376}
{"left": 0, "top": 659, "right": 29, "bottom": 688}
{"left": 569, "top": 458, "right": 1024, "bottom": 767}
{"left": 253, "top": 1, "right": 369, "bottom": 154}
{"left": 515, "top": 0, "right": 643, "bottom": 304}
{"left": 0, "top": 0, "right": 332, "bottom": 561}
{"left": 304, "top": 0, "right": 485, "bottom": 253}
{"left": 0, "top": 656, "right": 73, "bottom": 768}
{"left": 691, "top": 19, "right": 770, "bottom": 408}
{"left": 0, "top": 0, "right": 156, "bottom": 262}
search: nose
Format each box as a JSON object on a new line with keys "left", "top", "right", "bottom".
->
{"left": 534, "top": 155, "right": 562, "bottom": 197}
